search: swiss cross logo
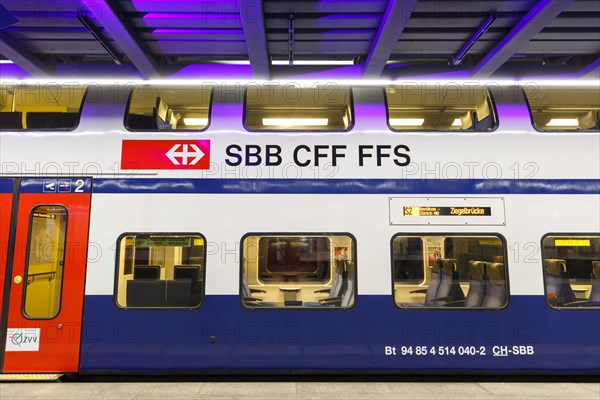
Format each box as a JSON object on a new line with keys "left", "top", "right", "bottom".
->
{"left": 121, "top": 140, "right": 211, "bottom": 170}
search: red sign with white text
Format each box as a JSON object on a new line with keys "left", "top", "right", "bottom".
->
{"left": 121, "top": 140, "right": 211, "bottom": 170}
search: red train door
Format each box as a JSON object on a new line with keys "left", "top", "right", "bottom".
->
{"left": 1, "top": 178, "right": 91, "bottom": 373}
{"left": 0, "top": 179, "right": 16, "bottom": 324}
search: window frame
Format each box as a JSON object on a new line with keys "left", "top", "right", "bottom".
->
{"left": 523, "top": 87, "right": 600, "bottom": 133}
{"left": 239, "top": 232, "right": 358, "bottom": 311}
{"left": 21, "top": 204, "right": 68, "bottom": 320}
{"left": 541, "top": 232, "right": 600, "bottom": 311}
{"left": 123, "top": 86, "right": 214, "bottom": 133}
{"left": 392, "top": 236, "right": 425, "bottom": 285}
{"left": 113, "top": 231, "right": 207, "bottom": 310}
{"left": 0, "top": 85, "right": 88, "bottom": 132}
{"left": 242, "top": 86, "right": 355, "bottom": 133}
{"left": 390, "top": 232, "right": 510, "bottom": 311}
{"left": 383, "top": 86, "right": 499, "bottom": 133}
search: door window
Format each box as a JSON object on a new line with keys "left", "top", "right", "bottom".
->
{"left": 22, "top": 205, "right": 68, "bottom": 319}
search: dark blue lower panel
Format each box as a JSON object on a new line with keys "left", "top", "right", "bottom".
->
{"left": 79, "top": 295, "right": 600, "bottom": 373}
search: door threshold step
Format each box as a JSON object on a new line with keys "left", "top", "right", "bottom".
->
{"left": 0, "top": 374, "right": 62, "bottom": 382}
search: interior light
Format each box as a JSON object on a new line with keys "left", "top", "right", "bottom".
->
{"left": 389, "top": 118, "right": 425, "bottom": 126}
{"left": 215, "top": 60, "right": 251, "bottom": 65}
{"left": 271, "top": 60, "right": 354, "bottom": 66}
{"left": 183, "top": 118, "right": 208, "bottom": 126}
{"left": 263, "top": 118, "right": 329, "bottom": 126}
{"left": 0, "top": 60, "right": 14, "bottom": 64}
{"left": 546, "top": 118, "right": 579, "bottom": 127}
{"left": 452, "top": 118, "right": 462, "bottom": 127}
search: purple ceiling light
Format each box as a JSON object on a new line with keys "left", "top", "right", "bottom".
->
{"left": 472, "top": 0, "right": 575, "bottom": 78}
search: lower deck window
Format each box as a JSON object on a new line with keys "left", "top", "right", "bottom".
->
{"left": 241, "top": 234, "right": 356, "bottom": 309}
{"left": 115, "top": 234, "right": 205, "bottom": 309}
{"left": 393, "top": 234, "right": 508, "bottom": 309}
{"left": 542, "top": 235, "right": 599, "bottom": 309}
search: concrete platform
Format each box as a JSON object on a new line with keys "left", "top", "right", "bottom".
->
{"left": 0, "top": 381, "right": 598, "bottom": 400}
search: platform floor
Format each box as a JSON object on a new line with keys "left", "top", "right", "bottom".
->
{"left": 0, "top": 381, "right": 599, "bottom": 400}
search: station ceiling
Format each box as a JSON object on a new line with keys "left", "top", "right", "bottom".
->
{"left": 0, "top": 0, "right": 598, "bottom": 80}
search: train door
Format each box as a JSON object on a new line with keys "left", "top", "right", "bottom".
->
{"left": 0, "top": 178, "right": 91, "bottom": 373}
{"left": 0, "top": 179, "right": 16, "bottom": 321}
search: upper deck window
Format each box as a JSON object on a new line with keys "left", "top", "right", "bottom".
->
{"left": 0, "top": 84, "right": 85, "bottom": 130}
{"left": 525, "top": 87, "right": 599, "bottom": 131}
{"left": 385, "top": 85, "right": 497, "bottom": 132}
{"left": 125, "top": 86, "right": 212, "bottom": 131}
{"left": 244, "top": 85, "right": 353, "bottom": 131}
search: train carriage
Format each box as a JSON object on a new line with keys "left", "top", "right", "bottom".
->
{"left": 0, "top": 80, "right": 598, "bottom": 376}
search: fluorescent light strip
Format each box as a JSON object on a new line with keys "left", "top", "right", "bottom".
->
{"left": 389, "top": 118, "right": 425, "bottom": 126}
{"left": 452, "top": 118, "right": 462, "bottom": 126}
{"left": 263, "top": 118, "right": 329, "bottom": 126}
{"left": 0, "top": 60, "right": 14, "bottom": 64}
{"left": 1, "top": 79, "right": 598, "bottom": 87}
{"left": 546, "top": 118, "right": 579, "bottom": 127}
{"left": 214, "top": 60, "right": 251, "bottom": 65}
{"left": 183, "top": 117, "right": 208, "bottom": 126}
{"left": 271, "top": 60, "right": 355, "bottom": 66}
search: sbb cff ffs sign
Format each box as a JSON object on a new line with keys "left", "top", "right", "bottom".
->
{"left": 121, "top": 140, "right": 211, "bottom": 170}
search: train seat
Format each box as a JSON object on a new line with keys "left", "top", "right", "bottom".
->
{"left": 304, "top": 269, "right": 345, "bottom": 307}
{"left": 481, "top": 263, "right": 506, "bottom": 308}
{"left": 445, "top": 261, "right": 487, "bottom": 307}
{"left": 588, "top": 261, "right": 600, "bottom": 306}
{"left": 26, "top": 112, "right": 61, "bottom": 129}
{"left": 127, "top": 266, "right": 166, "bottom": 307}
{"left": 544, "top": 259, "right": 576, "bottom": 306}
{"left": 400, "top": 258, "right": 443, "bottom": 308}
{"left": 308, "top": 277, "right": 354, "bottom": 308}
{"left": 431, "top": 259, "right": 464, "bottom": 306}
{"left": 126, "top": 113, "right": 157, "bottom": 130}
{"left": 0, "top": 112, "right": 23, "bottom": 129}
{"left": 166, "top": 265, "right": 203, "bottom": 307}
{"left": 241, "top": 277, "right": 276, "bottom": 307}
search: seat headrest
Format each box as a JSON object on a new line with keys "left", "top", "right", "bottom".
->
{"left": 431, "top": 258, "right": 442, "bottom": 273}
{"left": 544, "top": 259, "right": 566, "bottom": 276}
{"left": 469, "top": 261, "right": 486, "bottom": 281}
{"left": 441, "top": 259, "right": 456, "bottom": 275}
{"left": 592, "top": 261, "right": 600, "bottom": 279}
{"left": 487, "top": 263, "right": 505, "bottom": 282}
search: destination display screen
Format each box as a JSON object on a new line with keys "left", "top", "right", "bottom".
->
{"left": 403, "top": 206, "right": 491, "bottom": 217}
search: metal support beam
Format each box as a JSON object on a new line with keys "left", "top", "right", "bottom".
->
{"left": 472, "top": 0, "right": 574, "bottom": 78}
{"left": 0, "top": 31, "right": 51, "bottom": 77}
{"left": 579, "top": 57, "right": 600, "bottom": 79}
{"left": 239, "top": 0, "right": 270, "bottom": 79}
{"left": 81, "top": 0, "right": 159, "bottom": 79}
{"left": 362, "top": 0, "right": 418, "bottom": 78}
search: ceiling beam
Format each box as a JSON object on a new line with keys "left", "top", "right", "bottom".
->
{"left": 579, "top": 57, "right": 600, "bottom": 79}
{"left": 81, "top": 0, "right": 159, "bottom": 79}
{"left": 0, "top": 31, "right": 51, "bottom": 77}
{"left": 239, "top": 0, "right": 270, "bottom": 79}
{"left": 472, "top": 0, "right": 575, "bottom": 78}
{"left": 362, "top": 0, "right": 418, "bottom": 78}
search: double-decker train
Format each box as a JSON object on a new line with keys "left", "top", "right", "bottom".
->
{"left": 0, "top": 79, "right": 598, "bottom": 376}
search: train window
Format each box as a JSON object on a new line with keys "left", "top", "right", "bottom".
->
{"left": 542, "top": 234, "right": 599, "bottom": 309}
{"left": 244, "top": 85, "right": 353, "bottom": 131}
{"left": 393, "top": 234, "right": 508, "bottom": 309}
{"left": 393, "top": 237, "right": 425, "bottom": 283}
{"left": 241, "top": 234, "right": 356, "bottom": 309}
{"left": 525, "top": 87, "right": 600, "bottom": 131}
{"left": 0, "top": 84, "right": 85, "bottom": 130}
{"left": 125, "top": 86, "right": 212, "bottom": 131}
{"left": 385, "top": 85, "right": 497, "bottom": 131}
{"left": 115, "top": 233, "right": 206, "bottom": 309}
{"left": 23, "top": 206, "right": 67, "bottom": 319}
